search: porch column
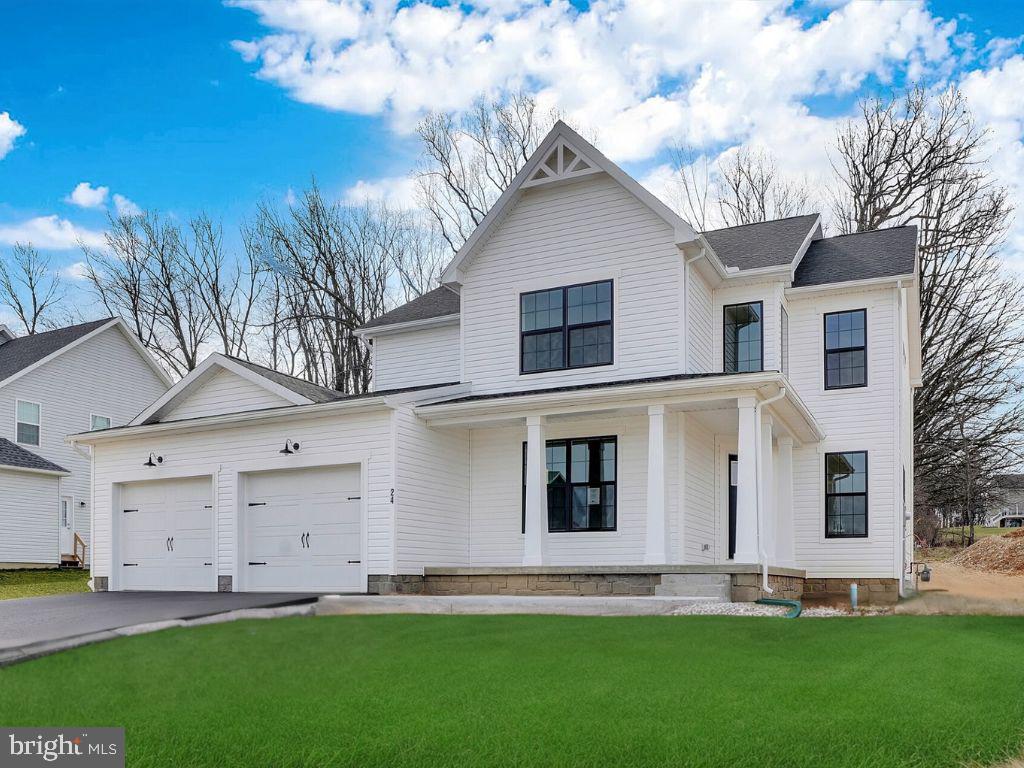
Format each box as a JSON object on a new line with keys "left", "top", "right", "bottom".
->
{"left": 775, "top": 436, "right": 797, "bottom": 568}
{"left": 523, "top": 415, "right": 548, "bottom": 566}
{"left": 734, "top": 397, "right": 759, "bottom": 563}
{"left": 760, "top": 414, "right": 776, "bottom": 563}
{"left": 644, "top": 405, "right": 669, "bottom": 564}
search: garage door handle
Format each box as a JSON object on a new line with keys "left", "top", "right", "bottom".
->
{"left": 347, "top": 560, "right": 361, "bottom": 564}
{"left": 347, "top": 496, "right": 361, "bottom": 500}
{"left": 204, "top": 562, "right": 212, "bottom": 566}
{"left": 248, "top": 502, "right": 267, "bottom": 507}
{"left": 123, "top": 509, "right": 138, "bottom": 514}
{"left": 123, "top": 563, "right": 139, "bottom": 567}
{"left": 248, "top": 561, "right": 267, "bottom": 566}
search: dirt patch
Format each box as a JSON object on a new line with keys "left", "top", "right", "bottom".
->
{"left": 949, "top": 530, "right": 1024, "bottom": 574}
{"left": 897, "top": 560, "right": 1024, "bottom": 615}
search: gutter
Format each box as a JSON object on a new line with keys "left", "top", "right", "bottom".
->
{"left": 354, "top": 312, "right": 461, "bottom": 339}
{"left": 755, "top": 387, "right": 787, "bottom": 595}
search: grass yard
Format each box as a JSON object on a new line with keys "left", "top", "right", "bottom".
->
{"left": 0, "top": 568, "right": 89, "bottom": 600}
{"left": 1, "top": 614, "right": 1022, "bottom": 768}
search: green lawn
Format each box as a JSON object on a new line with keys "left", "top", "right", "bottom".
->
{"left": 1, "top": 615, "right": 1022, "bottom": 767}
{"left": 0, "top": 568, "right": 90, "bottom": 600}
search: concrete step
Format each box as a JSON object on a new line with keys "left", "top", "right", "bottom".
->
{"left": 317, "top": 594, "right": 727, "bottom": 617}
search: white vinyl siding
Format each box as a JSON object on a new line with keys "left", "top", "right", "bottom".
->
{"left": 682, "top": 415, "right": 716, "bottom": 563}
{"left": 90, "top": 407, "right": 393, "bottom": 585}
{"left": 372, "top": 324, "right": 461, "bottom": 391}
{"left": 687, "top": 268, "right": 713, "bottom": 373}
{"left": 0, "top": 469, "right": 59, "bottom": 565}
{"left": 713, "top": 282, "right": 783, "bottom": 373}
{"left": 460, "top": 174, "right": 684, "bottom": 395}
{"left": 163, "top": 368, "right": 292, "bottom": 422}
{"left": 0, "top": 326, "right": 168, "bottom": 561}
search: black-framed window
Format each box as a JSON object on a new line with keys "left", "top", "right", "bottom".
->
{"left": 522, "top": 436, "right": 617, "bottom": 532}
{"left": 824, "top": 309, "right": 867, "bottom": 389}
{"left": 520, "top": 280, "right": 612, "bottom": 373}
{"left": 723, "top": 301, "right": 763, "bottom": 373}
{"left": 825, "top": 451, "right": 868, "bottom": 538}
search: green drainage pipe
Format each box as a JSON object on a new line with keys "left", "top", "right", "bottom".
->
{"left": 756, "top": 598, "right": 802, "bottom": 618}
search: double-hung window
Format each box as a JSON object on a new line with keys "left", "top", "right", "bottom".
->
{"left": 825, "top": 451, "right": 868, "bottom": 538}
{"left": 824, "top": 309, "right": 867, "bottom": 389}
{"left": 16, "top": 400, "right": 40, "bottom": 446}
{"left": 522, "top": 436, "right": 617, "bottom": 532}
{"left": 723, "top": 301, "right": 763, "bottom": 373}
{"left": 520, "top": 280, "right": 613, "bottom": 373}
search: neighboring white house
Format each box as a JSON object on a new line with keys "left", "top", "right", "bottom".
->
{"left": 0, "top": 318, "right": 171, "bottom": 568}
{"left": 72, "top": 123, "right": 921, "bottom": 604}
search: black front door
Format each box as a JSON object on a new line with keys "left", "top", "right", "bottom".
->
{"left": 728, "top": 454, "right": 738, "bottom": 560}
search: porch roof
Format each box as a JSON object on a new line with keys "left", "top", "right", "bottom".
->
{"left": 416, "top": 371, "right": 824, "bottom": 444}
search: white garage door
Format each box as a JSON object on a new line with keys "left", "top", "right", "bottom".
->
{"left": 120, "top": 476, "right": 214, "bottom": 591}
{"left": 243, "top": 465, "right": 363, "bottom": 592}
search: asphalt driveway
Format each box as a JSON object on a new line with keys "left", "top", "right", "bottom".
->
{"left": 0, "top": 592, "right": 318, "bottom": 656}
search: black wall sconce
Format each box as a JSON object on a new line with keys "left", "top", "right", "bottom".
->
{"left": 279, "top": 440, "right": 301, "bottom": 455}
{"left": 143, "top": 452, "right": 164, "bottom": 467}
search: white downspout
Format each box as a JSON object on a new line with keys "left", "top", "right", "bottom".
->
{"left": 755, "top": 388, "right": 786, "bottom": 595}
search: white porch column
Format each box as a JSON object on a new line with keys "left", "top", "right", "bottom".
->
{"left": 734, "top": 397, "right": 759, "bottom": 563}
{"left": 644, "top": 405, "right": 669, "bottom": 564}
{"left": 774, "top": 436, "right": 797, "bottom": 568}
{"left": 760, "top": 414, "right": 776, "bottom": 564}
{"left": 523, "top": 415, "right": 548, "bottom": 566}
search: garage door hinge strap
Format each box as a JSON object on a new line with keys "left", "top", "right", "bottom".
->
{"left": 123, "top": 563, "right": 139, "bottom": 567}
{"left": 248, "top": 502, "right": 267, "bottom": 507}
{"left": 248, "top": 561, "right": 267, "bottom": 566}
{"left": 123, "top": 509, "right": 138, "bottom": 513}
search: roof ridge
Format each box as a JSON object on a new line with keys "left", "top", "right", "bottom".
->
{"left": 701, "top": 213, "right": 819, "bottom": 234}
{"left": 815, "top": 225, "right": 917, "bottom": 241}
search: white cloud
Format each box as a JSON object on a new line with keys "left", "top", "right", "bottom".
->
{"left": 112, "top": 193, "right": 141, "bottom": 217}
{"left": 0, "top": 112, "right": 26, "bottom": 160}
{"left": 342, "top": 175, "right": 419, "bottom": 208}
{"left": 60, "top": 261, "right": 90, "bottom": 281}
{"left": 229, "top": 0, "right": 961, "bottom": 160}
{"left": 66, "top": 181, "right": 110, "bottom": 209}
{"left": 0, "top": 215, "right": 107, "bottom": 250}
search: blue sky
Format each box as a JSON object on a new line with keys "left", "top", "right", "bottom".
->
{"left": 1, "top": 0, "right": 1023, "bottom": 303}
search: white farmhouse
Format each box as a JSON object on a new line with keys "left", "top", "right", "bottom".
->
{"left": 0, "top": 318, "right": 170, "bottom": 568}
{"left": 72, "top": 124, "right": 920, "bottom": 604}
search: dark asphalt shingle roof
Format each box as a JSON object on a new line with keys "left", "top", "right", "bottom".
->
{"left": 0, "top": 438, "right": 68, "bottom": 474}
{"left": 0, "top": 318, "right": 115, "bottom": 384}
{"left": 223, "top": 356, "right": 345, "bottom": 404}
{"left": 793, "top": 226, "right": 917, "bottom": 288}
{"left": 702, "top": 214, "right": 820, "bottom": 271}
{"left": 359, "top": 286, "right": 460, "bottom": 331}
{"left": 422, "top": 370, "right": 764, "bottom": 406}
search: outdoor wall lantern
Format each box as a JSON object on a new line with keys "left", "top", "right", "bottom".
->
{"left": 143, "top": 453, "right": 164, "bottom": 467}
{"left": 279, "top": 440, "right": 301, "bottom": 455}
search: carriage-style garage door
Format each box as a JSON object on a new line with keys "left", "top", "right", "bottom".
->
{"left": 120, "top": 476, "right": 214, "bottom": 591}
{"left": 243, "top": 465, "right": 363, "bottom": 593}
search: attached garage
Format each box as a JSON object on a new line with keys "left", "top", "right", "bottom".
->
{"left": 119, "top": 476, "right": 214, "bottom": 591}
{"left": 241, "top": 465, "right": 365, "bottom": 593}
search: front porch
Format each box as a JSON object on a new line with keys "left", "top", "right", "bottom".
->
{"left": 408, "top": 372, "right": 834, "bottom": 600}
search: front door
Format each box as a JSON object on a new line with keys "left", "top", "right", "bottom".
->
{"left": 728, "top": 455, "right": 738, "bottom": 560}
{"left": 60, "top": 496, "right": 73, "bottom": 555}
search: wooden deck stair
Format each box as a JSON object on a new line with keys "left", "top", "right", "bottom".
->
{"left": 60, "top": 533, "right": 88, "bottom": 569}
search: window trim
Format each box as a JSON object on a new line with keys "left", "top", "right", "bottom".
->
{"left": 519, "top": 280, "right": 614, "bottom": 375}
{"left": 823, "top": 308, "right": 868, "bottom": 390}
{"left": 90, "top": 413, "right": 112, "bottom": 431}
{"left": 723, "top": 300, "right": 765, "bottom": 374}
{"left": 522, "top": 435, "right": 618, "bottom": 533}
{"left": 15, "top": 399, "right": 41, "bottom": 447}
{"left": 824, "top": 450, "right": 869, "bottom": 539}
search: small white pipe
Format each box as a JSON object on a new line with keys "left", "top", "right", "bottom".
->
{"left": 755, "top": 387, "right": 787, "bottom": 595}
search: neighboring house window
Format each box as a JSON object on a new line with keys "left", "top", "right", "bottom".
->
{"left": 16, "top": 400, "right": 40, "bottom": 446}
{"left": 825, "top": 451, "right": 868, "bottom": 538}
{"left": 522, "top": 436, "right": 617, "bottom": 532}
{"left": 824, "top": 309, "right": 867, "bottom": 389}
{"left": 780, "top": 305, "right": 789, "bottom": 375}
{"left": 91, "top": 414, "right": 111, "bottom": 430}
{"left": 520, "top": 280, "right": 613, "bottom": 373}
{"left": 723, "top": 301, "right": 763, "bottom": 373}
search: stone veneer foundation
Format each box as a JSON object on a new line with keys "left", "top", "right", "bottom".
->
{"left": 92, "top": 576, "right": 108, "bottom": 592}
{"left": 803, "top": 577, "right": 900, "bottom": 606}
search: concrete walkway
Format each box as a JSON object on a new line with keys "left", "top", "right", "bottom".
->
{"left": 0, "top": 592, "right": 318, "bottom": 665}
{"left": 317, "top": 594, "right": 720, "bottom": 617}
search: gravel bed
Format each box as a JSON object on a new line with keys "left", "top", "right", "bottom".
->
{"left": 670, "top": 602, "right": 892, "bottom": 618}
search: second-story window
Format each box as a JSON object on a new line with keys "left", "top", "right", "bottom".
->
{"left": 824, "top": 309, "right": 867, "bottom": 389}
{"left": 520, "top": 280, "right": 613, "bottom": 374}
{"left": 91, "top": 414, "right": 111, "bottom": 431}
{"left": 16, "top": 400, "right": 40, "bottom": 446}
{"left": 723, "top": 301, "right": 763, "bottom": 373}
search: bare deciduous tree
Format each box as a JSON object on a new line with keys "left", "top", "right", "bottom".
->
{"left": 716, "top": 147, "right": 811, "bottom": 226}
{"left": 0, "top": 244, "right": 67, "bottom": 334}
{"left": 831, "top": 86, "right": 1022, "bottom": 534}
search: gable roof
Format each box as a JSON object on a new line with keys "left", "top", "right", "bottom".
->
{"left": 0, "top": 317, "right": 172, "bottom": 390}
{"left": 222, "top": 355, "right": 343, "bottom": 403}
{"left": 702, "top": 214, "right": 821, "bottom": 271}
{"left": 358, "top": 286, "right": 460, "bottom": 333}
{"left": 0, "top": 438, "right": 69, "bottom": 475}
{"left": 793, "top": 226, "right": 917, "bottom": 288}
{"left": 439, "top": 121, "right": 701, "bottom": 285}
